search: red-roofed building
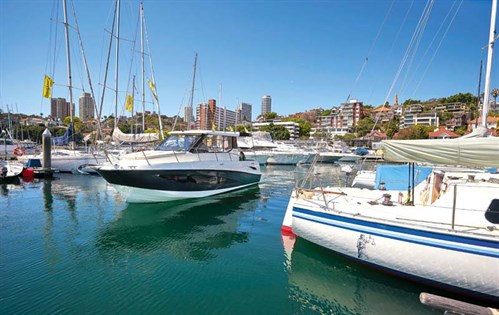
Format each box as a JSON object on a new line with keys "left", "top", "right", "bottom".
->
{"left": 428, "top": 128, "right": 459, "bottom": 139}
{"left": 467, "top": 116, "right": 499, "bottom": 132}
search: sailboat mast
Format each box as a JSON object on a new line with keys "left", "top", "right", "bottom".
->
{"left": 218, "top": 83, "right": 222, "bottom": 130}
{"left": 114, "top": 0, "right": 121, "bottom": 130}
{"left": 475, "top": 60, "right": 483, "bottom": 128}
{"left": 142, "top": 3, "right": 164, "bottom": 140}
{"left": 188, "top": 52, "right": 198, "bottom": 130}
{"left": 62, "top": 0, "right": 74, "bottom": 137}
{"left": 132, "top": 75, "right": 136, "bottom": 135}
{"left": 140, "top": 2, "right": 146, "bottom": 132}
{"left": 482, "top": 0, "right": 497, "bottom": 127}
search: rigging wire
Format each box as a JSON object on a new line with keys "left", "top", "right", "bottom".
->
{"left": 388, "top": 0, "right": 415, "bottom": 58}
{"left": 398, "top": 0, "right": 435, "bottom": 97}
{"left": 98, "top": 0, "right": 117, "bottom": 125}
{"left": 345, "top": 0, "right": 395, "bottom": 103}
{"left": 411, "top": 0, "right": 464, "bottom": 97}
{"left": 41, "top": 0, "right": 60, "bottom": 114}
{"left": 124, "top": 6, "right": 140, "bottom": 120}
{"left": 70, "top": 0, "right": 103, "bottom": 139}
{"left": 143, "top": 6, "right": 164, "bottom": 138}
{"left": 372, "top": 0, "right": 435, "bottom": 131}
{"left": 410, "top": 0, "right": 460, "bottom": 83}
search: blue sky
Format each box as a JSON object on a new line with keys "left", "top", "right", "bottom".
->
{"left": 0, "top": 0, "right": 495, "bottom": 119}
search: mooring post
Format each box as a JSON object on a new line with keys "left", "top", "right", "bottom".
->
{"left": 42, "top": 128, "right": 53, "bottom": 176}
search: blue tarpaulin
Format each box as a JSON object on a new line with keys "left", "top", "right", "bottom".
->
{"left": 375, "top": 164, "right": 433, "bottom": 190}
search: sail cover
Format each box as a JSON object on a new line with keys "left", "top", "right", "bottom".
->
{"left": 382, "top": 136, "right": 499, "bottom": 168}
{"left": 112, "top": 127, "right": 159, "bottom": 143}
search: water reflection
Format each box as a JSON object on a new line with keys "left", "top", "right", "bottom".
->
{"left": 97, "top": 187, "right": 260, "bottom": 261}
{"left": 0, "top": 177, "right": 22, "bottom": 196}
{"left": 286, "top": 239, "right": 441, "bottom": 315}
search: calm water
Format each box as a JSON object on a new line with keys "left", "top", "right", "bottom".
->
{"left": 0, "top": 164, "right": 443, "bottom": 314}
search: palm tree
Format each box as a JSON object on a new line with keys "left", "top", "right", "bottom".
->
{"left": 491, "top": 88, "right": 499, "bottom": 111}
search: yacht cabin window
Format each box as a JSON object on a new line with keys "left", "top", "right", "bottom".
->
{"left": 155, "top": 134, "right": 237, "bottom": 153}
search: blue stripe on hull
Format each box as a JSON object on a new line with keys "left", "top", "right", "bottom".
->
{"left": 292, "top": 207, "right": 499, "bottom": 258}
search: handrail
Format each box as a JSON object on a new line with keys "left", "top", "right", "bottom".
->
{"left": 141, "top": 151, "right": 151, "bottom": 166}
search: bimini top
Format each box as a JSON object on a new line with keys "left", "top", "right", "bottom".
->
{"left": 169, "top": 130, "right": 240, "bottom": 137}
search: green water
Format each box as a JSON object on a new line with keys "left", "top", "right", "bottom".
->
{"left": 0, "top": 165, "right": 442, "bottom": 314}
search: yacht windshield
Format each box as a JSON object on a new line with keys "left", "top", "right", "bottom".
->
{"left": 155, "top": 133, "right": 237, "bottom": 153}
{"left": 155, "top": 135, "right": 198, "bottom": 152}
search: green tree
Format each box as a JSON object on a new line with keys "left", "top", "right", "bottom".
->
{"left": 259, "top": 123, "right": 290, "bottom": 140}
{"left": 337, "top": 133, "right": 356, "bottom": 146}
{"left": 235, "top": 125, "right": 251, "bottom": 136}
{"left": 354, "top": 117, "right": 375, "bottom": 137}
{"left": 262, "top": 112, "right": 278, "bottom": 120}
{"left": 445, "top": 92, "right": 476, "bottom": 105}
{"left": 321, "top": 109, "right": 332, "bottom": 116}
{"left": 454, "top": 126, "right": 467, "bottom": 136}
{"left": 63, "top": 116, "right": 84, "bottom": 132}
{"left": 491, "top": 88, "right": 499, "bottom": 110}
{"left": 393, "top": 125, "right": 433, "bottom": 140}
{"left": 402, "top": 99, "right": 421, "bottom": 106}
{"left": 282, "top": 117, "right": 311, "bottom": 138}
{"left": 381, "top": 119, "right": 399, "bottom": 139}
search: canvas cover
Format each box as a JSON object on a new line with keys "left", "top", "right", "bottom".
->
{"left": 382, "top": 136, "right": 499, "bottom": 168}
{"left": 112, "top": 127, "right": 159, "bottom": 143}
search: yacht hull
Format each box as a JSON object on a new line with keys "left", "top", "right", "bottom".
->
{"left": 95, "top": 165, "right": 261, "bottom": 203}
{"left": 291, "top": 205, "right": 499, "bottom": 304}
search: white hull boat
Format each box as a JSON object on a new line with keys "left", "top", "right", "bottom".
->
{"left": 17, "top": 149, "right": 107, "bottom": 173}
{"left": 282, "top": 136, "right": 499, "bottom": 305}
{"left": 94, "top": 130, "right": 262, "bottom": 203}
{"left": 238, "top": 132, "right": 311, "bottom": 165}
{"left": 0, "top": 160, "right": 24, "bottom": 180}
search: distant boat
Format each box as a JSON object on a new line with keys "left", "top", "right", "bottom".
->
{"left": 0, "top": 160, "right": 23, "bottom": 181}
{"left": 16, "top": 127, "right": 108, "bottom": 173}
{"left": 314, "top": 141, "right": 361, "bottom": 163}
{"left": 238, "top": 131, "right": 311, "bottom": 165}
{"left": 93, "top": 130, "right": 262, "bottom": 203}
{"left": 1, "top": 130, "right": 38, "bottom": 160}
{"left": 17, "top": 148, "right": 107, "bottom": 173}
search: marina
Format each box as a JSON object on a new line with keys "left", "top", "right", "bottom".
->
{"left": 1, "top": 0, "right": 499, "bottom": 312}
{"left": 0, "top": 164, "right": 457, "bottom": 314}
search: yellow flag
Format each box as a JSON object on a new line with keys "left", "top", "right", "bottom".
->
{"left": 228, "top": 126, "right": 234, "bottom": 132}
{"left": 244, "top": 126, "right": 249, "bottom": 133}
{"left": 125, "top": 94, "right": 134, "bottom": 112}
{"left": 148, "top": 80, "right": 158, "bottom": 101}
{"left": 212, "top": 122, "right": 216, "bottom": 131}
{"left": 42, "top": 75, "right": 54, "bottom": 98}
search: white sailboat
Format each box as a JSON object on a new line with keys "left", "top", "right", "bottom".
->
{"left": 282, "top": 0, "right": 499, "bottom": 306}
{"left": 110, "top": 1, "right": 162, "bottom": 147}
{"left": 17, "top": 0, "right": 107, "bottom": 173}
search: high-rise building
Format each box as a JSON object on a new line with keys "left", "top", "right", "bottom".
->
{"left": 196, "top": 99, "right": 217, "bottom": 130}
{"left": 50, "top": 98, "right": 72, "bottom": 121}
{"left": 313, "top": 99, "right": 364, "bottom": 137}
{"left": 215, "top": 106, "right": 237, "bottom": 130}
{"left": 238, "top": 102, "right": 252, "bottom": 123}
{"left": 184, "top": 106, "right": 194, "bottom": 126}
{"left": 195, "top": 99, "right": 237, "bottom": 130}
{"left": 79, "top": 92, "right": 94, "bottom": 121}
{"left": 261, "top": 95, "right": 271, "bottom": 115}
